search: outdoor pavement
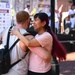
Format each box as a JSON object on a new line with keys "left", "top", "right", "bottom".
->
{"left": 59, "top": 52, "right": 75, "bottom": 75}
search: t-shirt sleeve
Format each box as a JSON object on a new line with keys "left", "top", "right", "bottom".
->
{"left": 35, "top": 33, "right": 52, "bottom": 47}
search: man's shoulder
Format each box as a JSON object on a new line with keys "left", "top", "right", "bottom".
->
{"left": 19, "top": 29, "right": 27, "bottom": 34}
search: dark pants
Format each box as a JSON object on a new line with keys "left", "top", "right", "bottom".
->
{"left": 28, "top": 69, "right": 52, "bottom": 75}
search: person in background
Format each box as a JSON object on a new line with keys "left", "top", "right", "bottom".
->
{"left": 24, "top": 4, "right": 30, "bottom": 14}
{"left": 45, "top": 8, "right": 51, "bottom": 27}
{"left": 10, "top": 12, "right": 66, "bottom": 75}
{"left": 55, "top": 9, "right": 60, "bottom": 34}
{"left": 30, "top": 8, "right": 37, "bottom": 16}
{"left": 68, "top": 5, "right": 75, "bottom": 28}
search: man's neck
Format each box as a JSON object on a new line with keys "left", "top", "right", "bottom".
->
{"left": 16, "top": 24, "right": 27, "bottom": 30}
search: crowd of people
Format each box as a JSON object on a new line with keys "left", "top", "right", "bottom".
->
{"left": 24, "top": 4, "right": 75, "bottom": 34}
{"left": 24, "top": 4, "right": 61, "bottom": 34}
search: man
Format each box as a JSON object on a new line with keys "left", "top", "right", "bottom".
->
{"left": 68, "top": 5, "right": 75, "bottom": 28}
{"left": 1, "top": 11, "right": 30, "bottom": 75}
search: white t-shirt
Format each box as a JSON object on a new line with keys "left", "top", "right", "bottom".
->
{"left": 29, "top": 32, "right": 53, "bottom": 73}
{"left": 2, "top": 27, "right": 29, "bottom": 75}
{"left": 24, "top": 8, "right": 30, "bottom": 14}
{"left": 68, "top": 9, "right": 75, "bottom": 17}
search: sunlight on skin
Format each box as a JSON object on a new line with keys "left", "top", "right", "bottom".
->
{"left": 66, "top": 52, "right": 75, "bottom": 61}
